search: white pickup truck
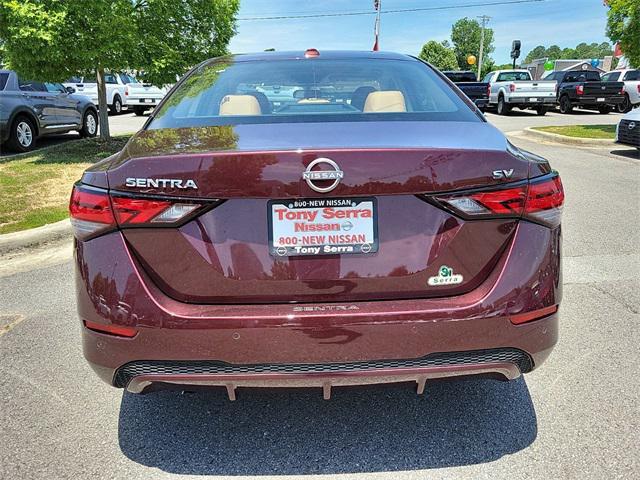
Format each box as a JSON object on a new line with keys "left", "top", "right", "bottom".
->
{"left": 483, "top": 69, "right": 557, "bottom": 116}
{"left": 601, "top": 69, "right": 640, "bottom": 113}
{"left": 63, "top": 73, "right": 166, "bottom": 115}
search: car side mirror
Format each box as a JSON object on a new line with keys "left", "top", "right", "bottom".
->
{"left": 66, "top": 86, "right": 76, "bottom": 94}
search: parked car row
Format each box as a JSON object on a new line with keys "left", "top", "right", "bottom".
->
{"left": 447, "top": 68, "right": 639, "bottom": 116}
{"left": 0, "top": 69, "right": 98, "bottom": 152}
{"left": 63, "top": 72, "right": 167, "bottom": 116}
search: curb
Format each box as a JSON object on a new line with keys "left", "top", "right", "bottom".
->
{"left": 0, "top": 219, "right": 72, "bottom": 256}
{"left": 523, "top": 127, "right": 615, "bottom": 147}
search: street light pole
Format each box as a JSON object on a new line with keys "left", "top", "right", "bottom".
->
{"left": 477, "top": 15, "right": 490, "bottom": 80}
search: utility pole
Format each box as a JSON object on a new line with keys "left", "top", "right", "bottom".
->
{"left": 373, "top": 0, "right": 381, "bottom": 51}
{"left": 477, "top": 15, "right": 491, "bottom": 80}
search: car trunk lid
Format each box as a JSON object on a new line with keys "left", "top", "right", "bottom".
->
{"left": 106, "top": 121, "right": 533, "bottom": 304}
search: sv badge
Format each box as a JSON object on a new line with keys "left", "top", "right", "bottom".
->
{"left": 492, "top": 169, "right": 514, "bottom": 180}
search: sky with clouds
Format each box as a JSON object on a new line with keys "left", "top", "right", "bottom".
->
{"left": 229, "top": 0, "right": 611, "bottom": 64}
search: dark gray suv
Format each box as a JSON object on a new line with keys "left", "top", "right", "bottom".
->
{"left": 0, "top": 69, "right": 98, "bottom": 152}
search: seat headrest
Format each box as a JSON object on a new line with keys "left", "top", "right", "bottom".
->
{"left": 363, "top": 91, "right": 406, "bottom": 113}
{"left": 351, "top": 86, "right": 377, "bottom": 111}
{"left": 219, "top": 95, "right": 262, "bottom": 116}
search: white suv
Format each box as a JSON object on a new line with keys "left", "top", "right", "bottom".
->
{"left": 602, "top": 69, "right": 640, "bottom": 113}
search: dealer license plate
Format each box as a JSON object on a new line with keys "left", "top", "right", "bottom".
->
{"left": 268, "top": 197, "right": 378, "bottom": 257}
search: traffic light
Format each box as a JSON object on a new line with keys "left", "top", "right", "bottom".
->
{"left": 511, "top": 40, "right": 521, "bottom": 60}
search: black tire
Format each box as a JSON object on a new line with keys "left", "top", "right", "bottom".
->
{"left": 110, "top": 95, "right": 123, "bottom": 115}
{"left": 617, "top": 95, "right": 631, "bottom": 113}
{"left": 6, "top": 115, "right": 36, "bottom": 152}
{"left": 133, "top": 106, "right": 147, "bottom": 116}
{"left": 79, "top": 109, "right": 98, "bottom": 138}
{"left": 497, "top": 95, "right": 511, "bottom": 116}
{"left": 536, "top": 106, "right": 547, "bottom": 116}
{"left": 598, "top": 106, "right": 610, "bottom": 115}
{"left": 559, "top": 95, "right": 573, "bottom": 114}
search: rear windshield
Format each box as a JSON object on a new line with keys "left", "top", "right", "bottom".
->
{"left": 496, "top": 71, "right": 531, "bottom": 82}
{"left": 149, "top": 57, "right": 479, "bottom": 129}
{"left": 443, "top": 71, "right": 477, "bottom": 82}
{"left": 564, "top": 71, "right": 601, "bottom": 82}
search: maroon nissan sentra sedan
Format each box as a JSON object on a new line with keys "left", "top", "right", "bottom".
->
{"left": 70, "top": 50, "right": 563, "bottom": 399}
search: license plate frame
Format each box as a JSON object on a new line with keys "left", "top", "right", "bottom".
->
{"left": 268, "top": 197, "right": 378, "bottom": 257}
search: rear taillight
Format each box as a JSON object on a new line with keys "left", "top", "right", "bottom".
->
{"left": 487, "top": 84, "right": 491, "bottom": 97}
{"left": 432, "top": 173, "right": 564, "bottom": 227}
{"left": 524, "top": 175, "right": 564, "bottom": 226}
{"left": 69, "top": 186, "right": 115, "bottom": 240}
{"left": 69, "top": 184, "right": 209, "bottom": 240}
{"left": 637, "top": 84, "right": 640, "bottom": 94}
{"left": 576, "top": 85, "right": 584, "bottom": 95}
{"left": 125, "top": 86, "right": 129, "bottom": 96}
{"left": 509, "top": 83, "right": 516, "bottom": 93}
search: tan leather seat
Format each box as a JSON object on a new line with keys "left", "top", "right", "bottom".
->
{"left": 219, "top": 95, "right": 262, "bottom": 115}
{"left": 363, "top": 91, "right": 406, "bottom": 113}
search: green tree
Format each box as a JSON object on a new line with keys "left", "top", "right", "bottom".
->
{"left": 0, "top": 1, "right": 239, "bottom": 140}
{"left": 450, "top": 17, "right": 494, "bottom": 74}
{"left": 546, "top": 45, "right": 562, "bottom": 61}
{"left": 606, "top": 0, "right": 640, "bottom": 67}
{"left": 596, "top": 42, "right": 614, "bottom": 58}
{"left": 418, "top": 40, "right": 458, "bottom": 71}
{"left": 524, "top": 45, "right": 547, "bottom": 63}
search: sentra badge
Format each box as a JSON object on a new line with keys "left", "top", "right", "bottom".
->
{"left": 125, "top": 178, "right": 198, "bottom": 189}
{"left": 428, "top": 265, "right": 464, "bottom": 286}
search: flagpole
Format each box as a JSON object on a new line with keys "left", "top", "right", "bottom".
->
{"left": 373, "top": 0, "right": 381, "bottom": 51}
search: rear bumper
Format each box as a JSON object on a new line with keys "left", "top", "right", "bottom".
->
{"left": 507, "top": 96, "right": 556, "bottom": 105}
{"left": 84, "top": 312, "right": 557, "bottom": 395}
{"left": 126, "top": 97, "right": 161, "bottom": 106}
{"left": 75, "top": 220, "right": 561, "bottom": 395}
{"left": 575, "top": 96, "right": 624, "bottom": 106}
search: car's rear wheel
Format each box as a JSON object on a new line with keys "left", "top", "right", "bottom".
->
{"left": 617, "top": 94, "right": 631, "bottom": 113}
{"left": 497, "top": 96, "right": 511, "bottom": 115}
{"left": 559, "top": 96, "right": 573, "bottom": 114}
{"left": 133, "top": 106, "right": 147, "bottom": 116}
{"left": 535, "top": 106, "right": 547, "bottom": 116}
{"left": 6, "top": 115, "right": 36, "bottom": 152}
{"left": 110, "top": 95, "right": 123, "bottom": 115}
{"left": 598, "top": 106, "right": 610, "bottom": 115}
{"left": 79, "top": 109, "right": 98, "bottom": 138}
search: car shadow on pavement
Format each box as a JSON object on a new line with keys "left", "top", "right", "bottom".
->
{"left": 118, "top": 376, "right": 537, "bottom": 475}
{"left": 610, "top": 149, "right": 640, "bottom": 160}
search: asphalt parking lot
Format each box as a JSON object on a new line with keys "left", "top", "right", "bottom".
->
{"left": 1, "top": 113, "right": 638, "bottom": 479}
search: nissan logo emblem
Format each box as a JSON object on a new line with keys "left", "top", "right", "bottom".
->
{"left": 302, "top": 158, "right": 344, "bottom": 193}
{"left": 629, "top": 122, "right": 636, "bottom": 130}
